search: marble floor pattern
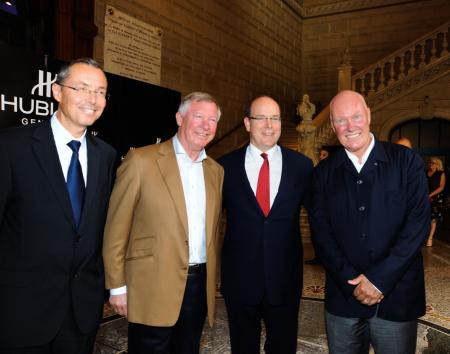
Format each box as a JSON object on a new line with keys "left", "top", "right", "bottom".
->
{"left": 95, "top": 239, "right": 450, "bottom": 354}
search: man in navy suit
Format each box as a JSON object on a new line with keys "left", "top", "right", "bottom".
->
{"left": 310, "top": 90, "right": 429, "bottom": 354}
{"left": 0, "top": 58, "right": 117, "bottom": 354}
{"left": 219, "top": 96, "right": 313, "bottom": 353}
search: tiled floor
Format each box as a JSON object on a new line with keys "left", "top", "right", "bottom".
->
{"left": 95, "top": 238, "right": 450, "bottom": 353}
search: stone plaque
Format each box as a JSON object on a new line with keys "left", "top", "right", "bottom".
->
{"left": 104, "top": 5, "right": 162, "bottom": 85}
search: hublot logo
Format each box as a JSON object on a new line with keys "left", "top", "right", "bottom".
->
{"left": 1, "top": 70, "right": 57, "bottom": 125}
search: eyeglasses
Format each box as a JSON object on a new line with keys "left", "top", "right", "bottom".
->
{"left": 58, "top": 83, "right": 110, "bottom": 100}
{"left": 248, "top": 116, "right": 282, "bottom": 123}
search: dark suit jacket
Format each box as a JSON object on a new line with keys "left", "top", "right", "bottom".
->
{"left": 310, "top": 140, "right": 430, "bottom": 322}
{"left": 0, "top": 120, "right": 116, "bottom": 347}
{"left": 219, "top": 145, "right": 313, "bottom": 305}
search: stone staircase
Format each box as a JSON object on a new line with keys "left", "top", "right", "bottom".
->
{"left": 353, "top": 20, "right": 450, "bottom": 112}
{"left": 309, "top": 20, "right": 450, "bottom": 151}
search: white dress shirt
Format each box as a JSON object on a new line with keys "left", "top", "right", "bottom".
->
{"left": 110, "top": 135, "right": 208, "bottom": 296}
{"left": 245, "top": 143, "right": 282, "bottom": 207}
{"left": 50, "top": 113, "right": 87, "bottom": 185}
{"left": 173, "top": 134, "right": 207, "bottom": 265}
{"left": 345, "top": 133, "right": 375, "bottom": 173}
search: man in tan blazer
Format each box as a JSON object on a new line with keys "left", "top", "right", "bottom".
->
{"left": 103, "top": 92, "right": 223, "bottom": 354}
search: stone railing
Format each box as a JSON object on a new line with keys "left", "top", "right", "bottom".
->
{"left": 312, "top": 105, "right": 335, "bottom": 150}
{"left": 352, "top": 21, "right": 449, "bottom": 100}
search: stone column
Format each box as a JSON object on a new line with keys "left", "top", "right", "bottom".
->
{"left": 338, "top": 48, "right": 353, "bottom": 92}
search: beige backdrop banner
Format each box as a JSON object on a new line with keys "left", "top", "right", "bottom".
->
{"left": 104, "top": 5, "right": 162, "bottom": 85}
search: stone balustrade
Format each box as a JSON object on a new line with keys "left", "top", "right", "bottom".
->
{"left": 352, "top": 21, "right": 450, "bottom": 97}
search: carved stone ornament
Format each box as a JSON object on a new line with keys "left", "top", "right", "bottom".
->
{"left": 419, "top": 96, "right": 435, "bottom": 120}
{"left": 340, "top": 48, "right": 352, "bottom": 66}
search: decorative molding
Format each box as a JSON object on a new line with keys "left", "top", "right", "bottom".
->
{"left": 366, "top": 55, "right": 450, "bottom": 112}
{"left": 378, "top": 109, "right": 450, "bottom": 140}
{"left": 282, "top": 0, "right": 422, "bottom": 19}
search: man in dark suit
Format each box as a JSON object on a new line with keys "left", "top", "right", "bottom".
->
{"left": 0, "top": 58, "right": 117, "bottom": 354}
{"left": 310, "top": 90, "right": 430, "bottom": 354}
{"left": 219, "top": 96, "right": 313, "bottom": 354}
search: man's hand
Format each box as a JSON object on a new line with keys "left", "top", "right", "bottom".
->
{"left": 348, "top": 274, "right": 384, "bottom": 306}
{"left": 109, "top": 293, "right": 127, "bottom": 316}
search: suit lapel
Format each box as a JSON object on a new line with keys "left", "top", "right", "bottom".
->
{"left": 203, "top": 158, "right": 218, "bottom": 250}
{"left": 31, "top": 122, "right": 75, "bottom": 227}
{"left": 157, "top": 140, "right": 189, "bottom": 238}
{"left": 78, "top": 134, "right": 100, "bottom": 230}
{"left": 270, "top": 147, "right": 288, "bottom": 213}
{"left": 237, "top": 146, "right": 264, "bottom": 213}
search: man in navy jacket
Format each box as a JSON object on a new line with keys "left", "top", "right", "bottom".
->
{"left": 310, "top": 90, "right": 430, "bottom": 354}
{"left": 219, "top": 96, "right": 313, "bottom": 354}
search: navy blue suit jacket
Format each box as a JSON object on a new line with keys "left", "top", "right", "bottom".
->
{"left": 310, "top": 140, "right": 430, "bottom": 321}
{"left": 219, "top": 145, "right": 313, "bottom": 305}
{"left": 0, "top": 121, "right": 117, "bottom": 347}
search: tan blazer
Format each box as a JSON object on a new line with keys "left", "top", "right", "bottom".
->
{"left": 103, "top": 138, "right": 223, "bottom": 326}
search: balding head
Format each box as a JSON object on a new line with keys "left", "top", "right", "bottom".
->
{"left": 329, "top": 90, "right": 372, "bottom": 160}
{"left": 395, "top": 137, "right": 412, "bottom": 149}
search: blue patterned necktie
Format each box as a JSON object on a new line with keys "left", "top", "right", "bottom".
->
{"left": 67, "top": 140, "right": 85, "bottom": 227}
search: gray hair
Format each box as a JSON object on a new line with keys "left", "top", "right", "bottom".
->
{"left": 55, "top": 58, "right": 104, "bottom": 85}
{"left": 178, "top": 92, "right": 221, "bottom": 120}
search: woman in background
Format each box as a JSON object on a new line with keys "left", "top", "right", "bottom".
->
{"left": 426, "top": 157, "right": 446, "bottom": 246}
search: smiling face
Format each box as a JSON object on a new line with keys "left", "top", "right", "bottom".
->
{"left": 244, "top": 96, "right": 281, "bottom": 152}
{"left": 330, "top": 91, "right": 372, "bottom": 160}
{"left": 52, "top": 63, "right": 108, "bottom": 138}
{"left": 429, "top": 160, "right": 437, "bottom": 172}
{"left": 176, "top": 100, "right": 219, "bottom": 160}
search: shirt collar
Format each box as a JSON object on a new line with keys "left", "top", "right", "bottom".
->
{"left": 248, "top": 143, "right": 279, "bottom": 160}
{"left": 51, "top": 113, "right": 87, "bottom": 146}
{"left": 173, "top": 134, "right": 207, "bottom": 163}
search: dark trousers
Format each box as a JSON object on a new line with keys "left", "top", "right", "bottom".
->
{"left": 224, "top": 295, "right": 300, "bottom": 354}
{"left": 128, "top": 265, "right": 207, "bottom": 354}
{"left": 0, "top": 304, "right": 97, "bottom": 354}
{"left": 326, "top": 310, "right": 418, "bottom": 354}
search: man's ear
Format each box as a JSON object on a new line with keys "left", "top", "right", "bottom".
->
{"left": 52, "top": 83, "right": 62, "bottom": 103}
{"left": 175, "top": 112, "right": 183, "bottom": 127}
{"left": 244, "top": 117, "right": 251, "bottom": 133}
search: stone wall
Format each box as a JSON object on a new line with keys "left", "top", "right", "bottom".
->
{"left": 93, "top": 0, "right": 303, "bottom": 157}
{"left": 302, "top": 0, "right": 450, "bottom": 108}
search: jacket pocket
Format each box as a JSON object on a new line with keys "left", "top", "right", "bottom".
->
{"left": 126, "top": 235, "right": 154, "bottom": 260}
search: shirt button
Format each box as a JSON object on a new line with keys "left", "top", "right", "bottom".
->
{"left": 357, "top": 179, "right": 363, "bottom": 185}
{"left": 374, "top": 162, "right": 378, "bottom": 166}
{"left": 359, "top": 206, "right": 366, "bottom": 211}
{"left": 361, "top": 233, "right": 366, "bottom": 239}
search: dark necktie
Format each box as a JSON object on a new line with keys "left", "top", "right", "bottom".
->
{"left": 256, "top": 152, "right": 270, "bottom": 217}
{"left": 67, "top": 140, "right": 85, "bottom": 227}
